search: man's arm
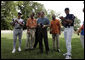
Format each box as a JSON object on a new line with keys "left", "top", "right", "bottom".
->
{"left": 64, "top": 19, "right": 73, "bottom": 23}
{"left": 58, "top": 21, "right": 61, "bottom": 35}
{"left": 10, "top": 19, "right": 16, "bottom": 26}
{"left": 76, "top": 25, "right": 83, "bottom": 35}
{"left": 17, "top": 20, "right": 24, "bottom": 26}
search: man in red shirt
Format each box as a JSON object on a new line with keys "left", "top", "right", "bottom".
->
{"left": 25, "top": 12, "right": 37, "bottom": 50}
{"left": 50, "top": 14, "right": 61, "bottom": 52}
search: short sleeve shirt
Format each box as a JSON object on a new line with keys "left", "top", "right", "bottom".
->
{"left": 37, "top": 17, "right": 50, "bottom": 25}
{"left": 64, "top": 14, "right": 75, "bottom": 26}
{"left": 12, "top": 18, "right": 24, "bottom": 29}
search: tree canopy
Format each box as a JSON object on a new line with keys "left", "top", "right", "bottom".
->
{"left": 1, "top": 1, "right": 81, "bottom": 31}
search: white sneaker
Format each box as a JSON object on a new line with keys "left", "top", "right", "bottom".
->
{"left": 65, "top": 55, "right": 72, "bottom": 59}
{"left": 18, "top": 47, "right": 21, "bottom": 52}
{"left": 12, "top": 49, "right": 16, "bottom": 53}
{"left": 63, "top": 53, "right": 67, "bottom": 56}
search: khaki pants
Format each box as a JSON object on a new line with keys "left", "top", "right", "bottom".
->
{"left": 80, "top": 34, "right": 84, "bottom": 48}
{"left": 25, "top": 29, "right": 35, "bottom": 49}
{"left": 52, "top": 34, "right": 59, "bottom": 50}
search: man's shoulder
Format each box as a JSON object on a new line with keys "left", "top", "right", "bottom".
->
{"left": 44, "top": 17, "right": 49, "bottom": 20}
{"left": 37, "top": 18, "right": 41, "bottom": 21}
{"left": 56, "top": 19, "right": 60, "bottom": 22}
{"left": 20, "top": 18, "right": 24, "bottom": 21}
{"left": 27, "top": 18, "right": 31, "bottom": 21}
{"left": 13, "top": 18, "right": 17, "bottom": 21}
{"left": 69, "top": 14, "right": 74, "bottom": 16}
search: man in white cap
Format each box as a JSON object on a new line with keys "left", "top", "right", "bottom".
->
{"left": 11, "top": 12, "right": 24, "bottom": 53}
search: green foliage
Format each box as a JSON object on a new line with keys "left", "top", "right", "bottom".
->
{"left": 1, "top": 1, "right": 46, "bottom": 30}
{"left": 46, "top": 9, "right": 60, "bottom": 21}
{"left": 1, "top": 1, "right": 17, "bottom": 30}
{"left": 74, "top": 17, "right": 81, "bottom": 31}
{"left": 1, "top": 1, "right": 81, "bottom": 30}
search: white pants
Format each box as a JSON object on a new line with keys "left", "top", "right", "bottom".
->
{"left": 64, "top": 26, "right": 74, "bottom": 56}
{"left": 80, "top": 34, "right": 84, "bottom": 48}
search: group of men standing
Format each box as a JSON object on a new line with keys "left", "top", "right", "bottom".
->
{"left": 10, "top": 7, "right": 84, "bottom": 59}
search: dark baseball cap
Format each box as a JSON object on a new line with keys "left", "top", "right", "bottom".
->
{"left": 65, "top": 8, "right": 69, "bottom": 11}
{"left": 18, "top": 12, "right": 22, "bottom": 15}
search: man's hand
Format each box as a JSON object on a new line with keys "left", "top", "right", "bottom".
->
{"left": 59, "top": 32, "right": 61, "bottom": 35}
{"left": 59, "top": 16, "right": 65, "bottom": 20}
{"left": 18, "top": 22, "right": 24, "bottom": 26}
{"left": 30, "top": 26, "right": 34, "bottom": 28}
{"left": 27, "top": 30, "right": 30, "bottom": 34}
{"left": 42, "top": 25, "right": 46, "bottom": 28}
{"left": 76, "top": 30, "right": 80, "bottom": 36}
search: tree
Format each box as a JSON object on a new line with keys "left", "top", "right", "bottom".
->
{"left": 1, "top": 1, "right": 17, "bottom": 30}
{"left": 17, "top": 1, "right": 46, "bottom": 30}
{"left": 1, "top": 1, "right": 46, "bottom": 30}
{"left": 46, "top": 9, "right": 61, "bottom": 21}
{"left": 74, "top": 17, "right": 81, "bottom": 31}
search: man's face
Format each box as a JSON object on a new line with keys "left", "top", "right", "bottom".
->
{"left": 41, "top": 12, "right": 44, "bottom": 17}
{"left": 65, "top": 10, "right": 69, "bottom": 15}
{"left": 31, "top": 14, "right": 34, "bottom": 19}
{"left": 18, "top": 15, "right": 21, "bottom": 19}
{"left": 52, "top": 15, "right": 55, "bottom": 20}
{"left": 37, "top": 13, "right": 41, "bottom": 18}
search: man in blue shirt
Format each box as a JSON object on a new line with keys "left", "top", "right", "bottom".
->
{"left": 37, "top": 11, "right": 50, "bottom": 54}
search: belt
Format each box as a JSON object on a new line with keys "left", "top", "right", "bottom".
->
{"left": 65, "top": 26, "right": 73, "bottom": 28}
{"left": 15, "top": 28, "right": 21, "bottom": 29}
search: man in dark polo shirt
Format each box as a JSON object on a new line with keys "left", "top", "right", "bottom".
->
{"left": 37, "top": 11, "right": 50, "bottom": 54}
{"left": 60, "top": 8, "right": 75, "bottom": 59}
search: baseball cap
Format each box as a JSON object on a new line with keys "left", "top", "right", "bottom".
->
{"left": 18, "top": 12, "right": 22, "bottom": 15}
{"left": 65, "top": 8, "right": 69, "bottom": 11}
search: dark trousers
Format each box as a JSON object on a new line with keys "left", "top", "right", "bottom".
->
{"left": 38, "top": 28, "right": 49, "bottom": 53}
{"left": 33, "top": 28, "right": 40, "bottom": 48}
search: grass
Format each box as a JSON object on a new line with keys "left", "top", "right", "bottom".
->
{"left": 1, "top": 31, "right": 84, "bottom": 59}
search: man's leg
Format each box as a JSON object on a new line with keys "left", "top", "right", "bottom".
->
{"left": 33, "top": 31, "right": 38, "bottom": 48}
{"left": 18, "top": 29, "right": 23, "bottom": 51}
{"left": 66, "top": 27, "right": 73, "bottom": 56}
{"left": 38, "top": 31, "right": 43, "bottom": 53}
{"left": 56, "top": 34, "right": 60, "bottom": 52}
{"left": 43, "top": 30, "right": 49, "bottom": 53}
{"left": 12, "top": 29, "right": 18, "bottom": 53}
{"left": 64, "top": 28, "right": 68, "bottom": 51}
{"left": 52, "top": 34, "right": 56, "bottom": 50}
{"left": 29, "top": 29, "right": 33, "bottom": 49}
{"left": 25, "top": 33, "right": 29, "bottom": 49}
{"left": 31, "top": 29, "right": 35, "bottom": 49}
{"left": 80, "top": 34, "right": 84, "bottom": 48}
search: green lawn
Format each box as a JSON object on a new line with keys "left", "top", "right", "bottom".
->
{"left": 1, "top": 31, "right": 84, "bottom": 59}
